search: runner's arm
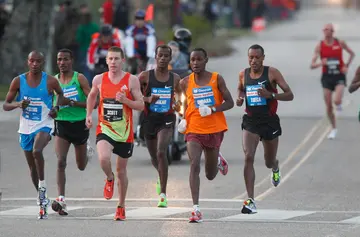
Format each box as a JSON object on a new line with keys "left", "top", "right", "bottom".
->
{"left": 49, "top": 75, "right": 70, "bottom": 107}
{"left": 128, "top": 75, "right": 144, "bottom": 111}
{"left": 214, "top": 74, "right": 234, "bottom": 112}
{"left": 310, "top": 43, "right": 322, "bottom": 69}
{"left": 270, "top": 67, "right": 294, "bottom": 101}
{"left": 236, "top": 71, "right": 245, "bottom": 106}
{"left": 179, "top": 77, "right": 188, "bottom": 118}
{"left": 238, "top": 71, "right": 245, "bottom": 98}
{"left": 3, "top": 77, "right": 21, "bottom": 111}
{"left": 138, "top": 71, "right": 150, "bottom": 103}
{"left": 86, "top": 75, "right": 101, "bottom": 117}
{"left": 73, "top": 73, "right": 91, "bottom": 108}
{"left": 348, "top": 66, "right": 360, "bottom": 93}
{"left": 340, "top": 40, "right": 355, "bottom": 67}
{"left": 173, "top": 74, "right": 182, "bottom": 112}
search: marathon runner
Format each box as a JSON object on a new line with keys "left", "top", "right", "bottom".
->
{"left": 51, "top": 49, "right": 95, "bottom": 215}
{"left": 237, "top": 44, "right": 294, "bottom": 214}
{"left": 348, "top": 66, "right": 360, "bottom": 119}
{"left": 179, "top": 48, "right": 233, "bottom": 223}
{"left": 310, "top": 23, "right": 355, "bottom": 139}
{"left": 3, "top": 51, "right": 69, "bottom": 219}
{"left": 139, "top": 45, "right": 182, "bottom": 208}
{"left": 85, "top": 46, "right": 144, "bottom": 221}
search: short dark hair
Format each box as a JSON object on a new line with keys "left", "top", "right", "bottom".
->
{"left": 155, "top": 45, "right": 172, "bottom": 56}
{"left": 58, "top": 48, "right": 73, "bottom": 58}
{"left": 248, "top": 44, "right": 264, "bottom": 55}
{"left": 108, "top": 46, "right": 125, "bottom": 58}
{"left": 191, "top": 48, "right": 207, "bottom": 58}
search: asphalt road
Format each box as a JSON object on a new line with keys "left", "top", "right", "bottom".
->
{"left": 2, "top": 5, "right": 360, "bottom": 237}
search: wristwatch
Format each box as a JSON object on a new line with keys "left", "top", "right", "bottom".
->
{"left": 271, "top": 93, "right": 276, "bottom": 99}
{"left": 211, "top": 107, "right": 217, "bottom": 113}
{"left": 69, "top": 100, "right": 75, "bottom": 107}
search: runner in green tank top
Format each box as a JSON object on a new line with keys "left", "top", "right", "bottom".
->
{"left": 51, "top": 49, "right": 95, "bottom": 216}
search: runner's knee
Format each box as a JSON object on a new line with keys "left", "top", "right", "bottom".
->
{"left": 116, "top": 166, "right": 127, "bottom": 178}
{"left": 57, "top": 158, "right": 67, "bottom": 170}
{"left": 205, "top": 171, "right": 216, "bottom": 180}
{"left": 244, "top": 152, "right": 255, "bottom": 165}
{"left": 32, "top": 149, "right": 43, "bottom": 160}
{"left": 190, "top": 162, "right": 200, "bottom": 174}
{"left": 156, "top": 149, "right": 167, "bottom": 161}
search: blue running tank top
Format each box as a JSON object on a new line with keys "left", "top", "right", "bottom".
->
{"left": 17, "top": 72, "right": 54, "bottom": 134}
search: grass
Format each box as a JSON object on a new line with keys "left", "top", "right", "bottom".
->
{"left": 0, "top": 84, "right": 9, "bottom": 101}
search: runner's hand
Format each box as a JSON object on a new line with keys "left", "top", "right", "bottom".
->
{"left": 199, "top": 105, "right": 212, "bottom": 117}
{"left": 86, "top": 116, "right": 93, "bottom": 129}
{"left": 48, "top": 106, "right": 59, "bottom": 119}
{"left": 236, "top": 97, "right": 244, "bottom": 107}
{"left": 116, "top": 92, "right": 129, "bottom": 104}
{"left": 178, "top": 119, "right": 187, "bottom": 133}
{"left": 18, "top": 99, "right": 30, "bottom": 109}
{"left": 321, "top": 58, "right": 327, "bottom": 66}
{"left": 257, "top": 87, "right": 272, "bottom": 99}
{"left": 148, "top": 95, "right": 160, "bottom": 104}
{"left": 341, "top": 65, "right": 348, "bottom": 74}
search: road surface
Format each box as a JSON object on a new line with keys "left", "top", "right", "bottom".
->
{"left": 2, "top": 6, "right": 360, "bottom": 237}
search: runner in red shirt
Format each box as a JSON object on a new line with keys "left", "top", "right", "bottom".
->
{"left": 310, "top": 23, "right": 355, "bottom": 139}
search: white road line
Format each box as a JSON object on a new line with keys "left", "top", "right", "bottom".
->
{"left": 102, "top": 207, "right": 190, "bottom": 219}
{"left": 0, "top": 206, "right": 83, "bottom": 216}
{"left": 1, "top": 198, "right": 244, "bottom": 202}
{"left": 256, "top": 125, "right": 331, "bottom": 201}
{"left": 220, "top": 209, "right": 316, "bottom": 221}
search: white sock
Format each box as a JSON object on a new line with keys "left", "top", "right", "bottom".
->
{"left": 193, "top": 204, "right": 200, "bottom": 211}
{"left": 59, "top": 195, "right": 65, "bottom": 201}
{"left": 217, "top": 156, "right": 221, "bottom": 166}
{"left": 38, "top": 180, "right": 46, "bottom": 188}
{"left": 160, "top": 193, "right": 166, "bottom": 198}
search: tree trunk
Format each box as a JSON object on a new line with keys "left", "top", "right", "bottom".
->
{"left": 153, "top": 0, "right": 173, "bottom": 42}
{"left": 0, "top": 0, "right": 56, "bottom": 83}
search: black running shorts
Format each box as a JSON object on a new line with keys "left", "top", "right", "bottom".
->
{"left": 241, "top": 114, "right": 282, "bottom": 141}
{"left": 54, "top": 120, "right": 89, "bottom": 145}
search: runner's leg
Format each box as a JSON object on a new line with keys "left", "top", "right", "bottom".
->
{"left": 242, "top": 130, "right": 260, "bottom": 199}
{"left": 116, "top": 156, "right": 129, "bottom": 207}
{"left": 188, "top": 141, "right": 203, "bottom": 206}
{"left": 156, "top": 127, "right": 173, "bottom": 194}
{"left": 55, "top": 136, "right": 71, "bottom": 197}
{"left": 323, "top": 88, "right": 335, "bottom": 129}
{"left": 334, "top": 83, "right": 345, "bottom": 108}
{"left": 23, "top": 151, "right": 39, "bottom": 191}
{"left": 203, "top": 147, "right": 219, "bottom": 180}
{"left": 262, "top": 137, "right": 280, "bottom": 187}
{"left": 97, "top": 139, "right": 115, "bottom": 200}
{"left": 74, "top": 143, "right": 88, "bottom": 171}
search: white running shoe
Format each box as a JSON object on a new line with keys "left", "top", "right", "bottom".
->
{"left": 327, "top": 129, "right": 337, "bottom": 140}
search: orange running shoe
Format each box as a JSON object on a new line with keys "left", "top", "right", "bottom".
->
{"left": 114, "top": 206, "right": 126, "bottom": 221}
{"left": 103, "top": 174, "right": 115, "bottom": 200}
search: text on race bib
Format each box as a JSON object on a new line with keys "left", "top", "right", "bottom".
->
{"left": 326, "top": 58, "right": 340, "bottom": 75}
{"left": 246, "top": 85, "right": 267, "bottom": 106}
{"left": 60, "top": 85, "right": 80, "bottom": 109}
{"left": 193, "top": 86, "right": 215, "bottom": 108}
{"left": 22, "top": 97, "right": 42, "bottom": 121}
{"left": 149, "top": 87, "right": 171, "bottom": 113}
{"left": 103, "top": 98, "right": 123, "bottom": 122}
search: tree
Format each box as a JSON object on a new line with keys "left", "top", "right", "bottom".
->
{"left": 0, "top": 0, "right": 57, "bottom": 83}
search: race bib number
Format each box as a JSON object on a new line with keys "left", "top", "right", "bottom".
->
{"left": 193, "top": 86, "right": 215, "bottom": 108}
{"left": 150, "top": 87, "right": 171, "bottom": 113}
{"left": 326, "top": 58, "right": 340, "bottom": 75}
{"left": 103, "top": 98, "right": 123, "bottom": 122}
{"left": 61, "top": 85, "right": 80, "bottom": 109}
{"left": 22, "top": 99, "right": 42, "bottom": 121}
{"left": 246, "top": 85, "right": 267, "bottom": 106}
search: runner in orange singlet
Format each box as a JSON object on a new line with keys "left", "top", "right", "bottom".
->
{"left": 85, "top": 46, "right": 144, "bottom": 221}
{"left": 179, "top": 48, "right": 234, "bottom": 223}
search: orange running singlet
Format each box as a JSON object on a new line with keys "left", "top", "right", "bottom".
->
{"left": 96, "top": 72, "right": 134, "bottom": 143}
{"left": 185, "top": 72, "right": 228, "bottom": 134}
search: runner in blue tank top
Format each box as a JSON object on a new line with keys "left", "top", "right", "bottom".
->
{"left": 3, "top": 51, "right": 70, "bottom": 219}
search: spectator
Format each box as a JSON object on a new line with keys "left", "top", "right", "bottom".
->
{"left": 0, "top": 0, "right": 10, "bottom": 40}
{"left": 168, "top": 41, "right": 188, "bottom": 70}
{"left": 101, "top": 0, "right": 113, "bottom": 25}
{"left": 112, "top": 0, "right": 129, "bottom": 31}
{"left": 203, "top": 0, "right": 219, "bottom": 36}
{"left": 76, "top": 4, "right": 99, "bottom": 80}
